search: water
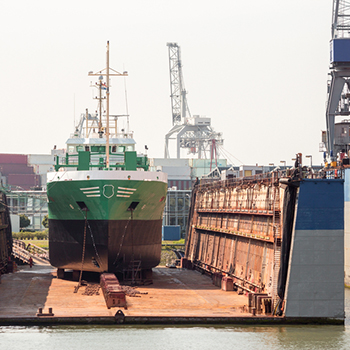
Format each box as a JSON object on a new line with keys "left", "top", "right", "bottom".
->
{"left": 0, "top": 324, "right": 349, "bottom": 350}
{"left": 1, "top": 289, "right": 350, "bottom": 350}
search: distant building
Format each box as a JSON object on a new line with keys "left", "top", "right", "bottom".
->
{"left": 163, "top": 189, "right": 191, "bottom": 238}
{"left": 7, "top": 190, "right": 47, "bottom": 231}
{"left": 0, "top": 151, "right": 63, "bottom": 231}
{"left": 1, "top": 152, "right": 283, "bottom": 233}
{"left": 0, "top": 154, "right": 40, "bottom": 190}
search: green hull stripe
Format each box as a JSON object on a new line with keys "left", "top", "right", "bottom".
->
{"left": 47, "top": 179, "right": 167, "bottom": 221}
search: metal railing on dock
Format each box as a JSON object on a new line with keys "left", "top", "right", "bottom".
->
{"left": 26, "top": 243, "right": 49, "bottom": 262}
{"left": 12, "top": 243, "right": 30, "bottom": 264}
{"left": 12, "top": 239, "right": 49, "bottom": 263}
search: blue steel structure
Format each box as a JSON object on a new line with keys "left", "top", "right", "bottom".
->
{"left": 284, "top": 179, "right": 344, "bottom": 320}
{"left": 326, "top": 1, "right": 350, "bottom": 165}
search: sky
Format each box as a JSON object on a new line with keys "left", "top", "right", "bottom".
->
{"left": 0, "top": 0, "right": 333, "bottom": 167}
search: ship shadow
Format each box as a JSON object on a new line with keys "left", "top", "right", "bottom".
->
{"left": 0, "top": 264, "right": 54, "bottom": 317}
{"left": 145, "top": 267, "right": 227, "bottom": 291}
{"left": 60, "top": 270, "right": 101, "bottom": 284}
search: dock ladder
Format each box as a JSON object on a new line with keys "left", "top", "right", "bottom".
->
{"left": 123, "top": 259, "right": 142, "bottom": 284}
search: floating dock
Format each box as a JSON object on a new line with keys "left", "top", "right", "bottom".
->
{"left": 185, "top": 170, "right": 345, "bottom": 323}
{"left": 0, "top": 263, "right": 344, "bottom": 325}
{"left": 0, "top": 169, "right": 346, "bottom": 325}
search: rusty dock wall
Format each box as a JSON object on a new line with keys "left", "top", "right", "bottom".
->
{"left": 184, "top": 173, "right": 345, "bottom": 321}
{"left": 185, "top": 173, "right": 283, "bottom": 303}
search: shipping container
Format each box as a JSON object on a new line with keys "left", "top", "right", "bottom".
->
{"left": 0, "top": 163, "right": 35, "bottom": 176}
{"left": 7, "top": 174, "right": 40, "bottom": 189}
{"left": 0, "top": 153, "right": 27, "bottom": 165}
{"left": 162, "top": 225, "right": 181, "bottom": 241}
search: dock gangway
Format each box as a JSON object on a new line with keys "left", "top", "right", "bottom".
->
{"left": 12, "top": 239, "right": 49, "bottom": 264}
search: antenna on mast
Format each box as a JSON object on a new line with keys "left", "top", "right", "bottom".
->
{"left": 73, "top": 93, "right": 75, "bottom": 129}
{"left": 123, "top": 65, "right": 130, "bottom": 133}
{"left": 88, "top": 42, "right": 128, "bottom": 168}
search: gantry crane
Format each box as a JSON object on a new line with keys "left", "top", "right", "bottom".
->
{"left": 325, "top": 1, "right": 350, "bottom": 166}
{"left": 164, "top": 43, "right": 223, "bottom": 159}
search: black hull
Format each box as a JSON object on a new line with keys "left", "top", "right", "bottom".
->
{"left": 49, "top": 219, "right": 162, "bottom": 273}
{"left": 0, "top": 190, "right": 12, "bottom": 273}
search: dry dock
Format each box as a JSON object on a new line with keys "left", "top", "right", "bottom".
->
{"left": 0, "top": 263, "right": 342, "bottom": 325}
{"left": 0, "top": 264, "right": 250, "bottom": 321}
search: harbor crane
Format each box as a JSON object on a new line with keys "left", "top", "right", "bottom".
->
{"left": 164, "top": 43, "right": 223, "bottom": 159}
{"left": 325, "top": 0, "right": 350, "bottom": 166}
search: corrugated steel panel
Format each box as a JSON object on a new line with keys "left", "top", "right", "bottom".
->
{"left": 0, "top": 164, "right": 35, "bottom": 176}
{"left": 162, "top": 225, "right": 181, "bottom": 241}
{"left": 0, "top": 154, "right": 27, "bottom": 164}
{"left": 8, "top": 174, "right": 40, "bottom": 189}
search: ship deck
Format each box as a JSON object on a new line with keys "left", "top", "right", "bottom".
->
{"left": 0, "top": 264, "right": 341, "bottom": 325}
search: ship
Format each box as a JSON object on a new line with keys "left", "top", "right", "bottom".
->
{"left": 47, "top": 42, "right": 168, "bottom": 278}
{"left": 0, "top": 187, "right": 12, "bottom": 274}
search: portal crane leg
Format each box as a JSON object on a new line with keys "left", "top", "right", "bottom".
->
{"left": 326, "top": 71, "right": 346, "bottom": 164}
{"left": 324, "top": 1, "right": 350, "bottom": 164}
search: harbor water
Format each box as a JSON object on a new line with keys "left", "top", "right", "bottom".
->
{"left": 1, "top": 289, "right": 350, "bottom": 350}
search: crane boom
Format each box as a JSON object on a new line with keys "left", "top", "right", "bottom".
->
{"left": 332, "top": 0, "right": 350, "bottom": 38}
{"left": 164, "top": 42, "right": 223, "bottom": 160}
{"left": 167, "top": 42, "right": 191, "bottom": 125}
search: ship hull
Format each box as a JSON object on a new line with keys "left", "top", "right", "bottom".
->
{"left": 49, "top": 218, "right": 163, "bottom": 272}
{"left": 47, "top": 170, "right": 167, "bottom": 273}
{"left": 0, "top": 189, "right": 12, "bottom": 273}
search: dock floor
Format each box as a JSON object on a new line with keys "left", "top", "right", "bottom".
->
{"left": 0, "top": 264, "right": 250, "bottom": 319}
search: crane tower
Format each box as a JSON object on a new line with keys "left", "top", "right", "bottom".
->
{"left": 164, "top": 43, "right": 223, "bottom": 159}
{"left": 325, "top": 0, "right": 350, "bottom": 166}
{"left": 167, "top": 42, "right": 190, "bottom": 125}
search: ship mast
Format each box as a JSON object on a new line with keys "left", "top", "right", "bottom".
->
{"left": 98, "top": 76, "right": 104, "bottom": 138}
{"left": 106, "top": 42, "right": 110, "bottom": 167}
{"left": 88, "top": 41, "right": 128, "bottom": 168}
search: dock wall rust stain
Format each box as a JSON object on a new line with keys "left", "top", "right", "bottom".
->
{"left": 185, "top": 173, "right": 285, "bottom": 307}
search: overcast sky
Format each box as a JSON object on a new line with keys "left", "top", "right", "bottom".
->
{"left": 0, "top": 0, "right": 333, "bottom": 166}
